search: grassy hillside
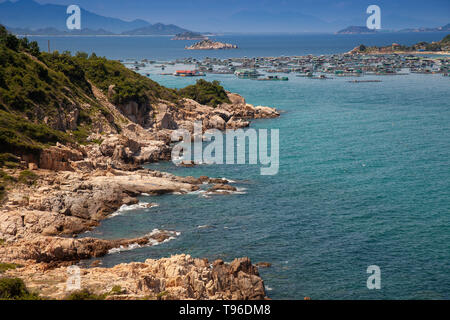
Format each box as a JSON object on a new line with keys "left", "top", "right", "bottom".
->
{"left": 0, "top": 24, "right": 232, "bottom": 200}
{"left": 0, "top": 25, "right": 230, "bottom": 156}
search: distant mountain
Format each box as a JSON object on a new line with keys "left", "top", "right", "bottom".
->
{"left": 337, "top": 23, "right": 450, "bottom": 35}
{"left": 350, "top": 33, "right": 450, "bottom": 54}
{"left": 336, "top": 26, "right": 377, "bottom": 34}
{"left": 0, "top": 0, "right": 190, "bottom": 35}
{"left": 6, "top": 26, "right": 115, "bottom": 36}
{"left": 122, "top": 23, "right": 189, "bottom": 35}
{"left": 172, "top": 31, "right": 208, "bottom": 40}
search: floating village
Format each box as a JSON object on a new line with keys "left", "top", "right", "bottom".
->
{"left": 122, "top": 52, "right": 450, "bottom": 82}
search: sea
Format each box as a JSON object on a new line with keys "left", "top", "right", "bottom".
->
{"left": 28, "top": 33, "right": 450, "bottom": 299}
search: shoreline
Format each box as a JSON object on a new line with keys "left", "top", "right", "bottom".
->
{"left": 0, "top": 90, "right": 279, "bottom": 300}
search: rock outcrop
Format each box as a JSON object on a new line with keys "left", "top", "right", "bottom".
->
{"left": 4, "top": 255, "right": 266, "bottom": 300}
{"left": 186, "top": 39, "right": 238, "bottom": 50}
{"left": 0, "top": 89, "right": 278, "bottom": 300}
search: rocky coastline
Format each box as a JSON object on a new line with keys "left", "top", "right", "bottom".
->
{"left": 0, "top": 89, "right": 279, "bottom": 300}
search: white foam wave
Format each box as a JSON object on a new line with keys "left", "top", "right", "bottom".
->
{"left": 109, "top": 202, "right": 159, "bottom": 218}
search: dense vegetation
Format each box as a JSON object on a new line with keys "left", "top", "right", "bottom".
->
{"left": 65, "top": 289, "right": 107, "bottom": 300}
{"left": 178, "top": 79, "right": 230, "bottom": 107}
{"left": 359, "top": 34, "right": 450, "bottom": 53}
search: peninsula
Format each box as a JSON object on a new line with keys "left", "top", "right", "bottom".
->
{"left": 186, "top": 39, "right": 238, "bottom": 50}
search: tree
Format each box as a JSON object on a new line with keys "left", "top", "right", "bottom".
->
{"left": 5, "top": 34, "right": 19, "bottom": 51}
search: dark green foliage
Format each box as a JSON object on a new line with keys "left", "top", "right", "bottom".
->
{"left": 65, "top": 289, "right": 106, "bottom": 300}
{"left": 0, "top": 110, "right": 71, "bottom": 154}
{"left": 73, "top": 53, "right": 178, "bottom": 105}
{"left": 0, "top": 169, "right": 16, "bottom": 201}
{"left": 0, "top": 277, "right": 40, "bottom": 300}
{"left": 177, "top": 79, "right": 230, "bottom": 107}
{"left": 0, "top": 185, "right": 4, "bottom": 201}
{"left": 0, "top": 263, "right": 22, "bottom": 273}
{"left": 41, "top": 51, "right": 92, "bottom": 93}
{"left": 0, "top": 153, "right": 20, "bottom": 168}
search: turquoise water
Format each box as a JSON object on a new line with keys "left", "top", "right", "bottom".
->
{"left": 41, "top": 33, "right": 450, "bottom": 299}
{"left": 81, "top": 69, "right": 450, "bottom": 299}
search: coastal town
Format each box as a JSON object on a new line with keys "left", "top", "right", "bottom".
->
{"left": 124, "top": 48, "right": 450, "bottom": 82}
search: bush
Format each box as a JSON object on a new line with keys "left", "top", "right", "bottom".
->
{"left": 65, "top": 289, "right": 106, "bottom": 300}
{"left": 0, "top": 277, "right": 40, "bottom": 300}
{"left": 177, "top": 79, "right": 231, "bottom": 107}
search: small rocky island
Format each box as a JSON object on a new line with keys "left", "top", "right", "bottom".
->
{"left": 172, "top": 31, "right": 208, "bottom": 40}
{"left": 186, "top": 39, "right": 238, "bottom": 50}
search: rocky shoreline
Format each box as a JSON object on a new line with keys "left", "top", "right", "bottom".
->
{"left": 0, "top": 90, "right": 279, "bottom": 300}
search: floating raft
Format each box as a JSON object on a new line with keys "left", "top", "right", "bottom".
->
{"left": 348, "top": 80, "right": 382, "bottom": 83}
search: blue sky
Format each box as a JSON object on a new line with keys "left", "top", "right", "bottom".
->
{"left": 4, "top": 0, "right": 450, "bottom": 32}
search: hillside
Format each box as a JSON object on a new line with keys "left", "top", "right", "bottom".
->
{"left": 0, "top": 25, "right": 231, "bottom": 167}
{"left": 0, "top": 25, "right": 271, "bottom": 201}
{"left": 0, "top": 25, "right": 179, "bottom": 155}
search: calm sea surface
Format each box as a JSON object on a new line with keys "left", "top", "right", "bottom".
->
{"left": 28, "top": 32, "right": 448, "bottom": 60}
{"left": 37, "top": 33, "right": 450, "bottom": 299}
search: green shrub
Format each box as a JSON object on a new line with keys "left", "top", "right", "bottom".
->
{"left": 18, "top": 170, "right": 38, "bottom": 185}
{"left": 156, "top": 291, "right": 169, "bottom": 300}
{"left": 0, "top": 277, "right": 40, "bottom": 300}
{"left": 65, "top": 289, "right": 106, "bottom": 300}
{"left": 0, "top": 263, "right": 21, "bottom": 273}
{"left": 178, "top": 79, "right": 230, "bottom": 107}
{"left": 109, "top": 285, "right": 124, "bottom": 295}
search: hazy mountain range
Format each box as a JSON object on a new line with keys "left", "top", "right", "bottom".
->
{"left": 0, "top": 0, "right": 190, "bottom": 35}
{"left": 337, "top": 23, "right": 450, "bottom": 34}
{"left": 0, "top": 0, "right": 449, "bottom": 35}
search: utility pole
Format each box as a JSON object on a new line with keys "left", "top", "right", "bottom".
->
{"left": 48, "top": 40, "right": 50, "bottom": 53}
